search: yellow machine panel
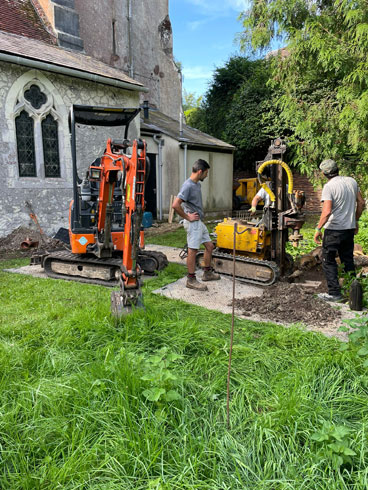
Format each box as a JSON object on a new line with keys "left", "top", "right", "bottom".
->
{"left": 215, "top": 218, "right": 271, "bottom": 259}
{"left": 235, "top": 178, "right": 261, "bottom": 206}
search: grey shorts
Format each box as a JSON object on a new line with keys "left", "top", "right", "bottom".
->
{"left": 184, "top": 219, "right": 211, "bottom": 250}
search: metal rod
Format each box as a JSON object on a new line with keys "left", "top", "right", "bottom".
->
{"left": 227, "top": 222, "right": 237, "bottom": 429}
{"left": 70, "top": 106, "right": 80, "bottom": 226}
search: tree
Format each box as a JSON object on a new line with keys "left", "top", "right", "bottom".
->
{"left": 239, "top": 0, "right": 368, "bottom": 186}
{"left": 182, "top": 90, "right": 205, "bottom": 130}
{"left": 187, "top": 56, "right": 286, "bottom": 170}
{"left": 182, "top": 89, "right": 202, "bottom": 112}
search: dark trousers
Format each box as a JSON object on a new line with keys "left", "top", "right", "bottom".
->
{"left": 322, "top": 229, "right": 355, "bottom": 296}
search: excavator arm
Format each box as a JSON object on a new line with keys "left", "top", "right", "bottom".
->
{"left": 93, "top": 137, "right": 147, "bottom": 316}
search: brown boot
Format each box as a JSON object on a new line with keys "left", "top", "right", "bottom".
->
{"left": 186, "top": 276, "right": 208, "bottom": 291}
{"left": 202, "top": 269, "right": 221, "bottom": 281}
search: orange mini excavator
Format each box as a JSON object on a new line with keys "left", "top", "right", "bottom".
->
{"left": 42, "top": 105, "right": 167, "bottom": 316}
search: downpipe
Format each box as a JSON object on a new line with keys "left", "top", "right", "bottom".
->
{"left": 183, "top": 143, "right": 188, "bottom": 180}
{"left": 153, "top": 134, "right": 164, "bottom": 220}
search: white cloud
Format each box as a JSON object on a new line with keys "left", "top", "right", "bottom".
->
{"left": 186, "top": 0, "right": 248, "bottom": 14}
{"left": 182, "top": 66, "right": 214, "bottom": 80}
{"left": 188, "top": 19, "right": 206, "bottom": 30}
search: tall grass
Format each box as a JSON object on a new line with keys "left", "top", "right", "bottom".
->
{"left": 1, "top": 260, "right": 368, "bottom": 488}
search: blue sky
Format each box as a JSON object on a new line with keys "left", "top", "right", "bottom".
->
{"left": 169, "top": 0, "right": 249, "bottom": 99}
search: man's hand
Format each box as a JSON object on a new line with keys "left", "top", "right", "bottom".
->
{"left": 355, "top": 223, "right": 359, "bottom": 235}
{"left": 187, "top": 212, "right": 200, "bottom": 222}
{"left": 314, "top": 230, "right": 322, "bottom": 244}
{"left": 250, "top": 206, "right": 256, "bottom": 215}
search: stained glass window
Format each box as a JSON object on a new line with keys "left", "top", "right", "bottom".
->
{"left": 42, "top": 114, "right": 60, "bottom": 177}
{"left": 24, "top": 84, "right": 47, "bottom": 109}
{"left": 15, "top": 111, "right": 36, "bottom": 177}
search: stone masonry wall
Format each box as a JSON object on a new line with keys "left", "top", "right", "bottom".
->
{"left": 73, "top": 0, "right": 182, "bottom": 120}
{"left": 0, "top": 61, "right": 139, "bottom": 238}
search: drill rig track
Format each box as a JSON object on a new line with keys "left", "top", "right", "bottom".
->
{"left": 196, "top": 250, "right": 279, "bottom": 286}
{"left": 42, "top": 249, "right": 168, "bottom": 287}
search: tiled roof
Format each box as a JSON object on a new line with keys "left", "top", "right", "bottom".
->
{"left": 0, "top": 30, "right": 144, "bottom": 89}
{"left": 0, "top": 0, "right": 56, "bottom": 44}
{"left": 141, "top": 109, "right": 235, "bottom": 151}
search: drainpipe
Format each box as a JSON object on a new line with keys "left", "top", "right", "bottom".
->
{"left": 179, "top": 111, "right": 183, "bottom": 137}
{"left": 127, "top": 0, "right": 134, "bottom": 79}
{"left": 183, "top": 144, "right": 188, "bottom": 180}
{"left": 153, "top": 134, "right": 164, "bottom": 220}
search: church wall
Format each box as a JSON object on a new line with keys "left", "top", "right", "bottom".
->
{"left": 0, "top": 61, "right": 140, "bottom": 237}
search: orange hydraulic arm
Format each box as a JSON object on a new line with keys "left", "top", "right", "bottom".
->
{"left": 90, "top": 137, "right": 146, "bottom": 293}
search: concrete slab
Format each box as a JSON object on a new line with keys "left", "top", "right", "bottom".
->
{"left": 4, "top": 246, "right": 365, "bottom": 341}
{"left": 4, "top": 264, "right": 46, "bottom": 279}
{"left": 144, "top": 244, "right": 184, "bottom": 265}
{"left": 153, "top": 274, "right": 366, "bottom": 341}
{"left": 153, "top": 272, "right": 264, "bottom": 316}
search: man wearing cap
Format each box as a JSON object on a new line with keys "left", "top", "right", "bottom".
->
{"left": 314, "top": 159, "right": 365, "bottom": 301}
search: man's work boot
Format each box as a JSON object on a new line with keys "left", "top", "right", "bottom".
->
{"left": 202, "top": 268, "right": 221, "bottom": 281}
{"left": 186, "top": 275, "right": 208, "bottom": 291}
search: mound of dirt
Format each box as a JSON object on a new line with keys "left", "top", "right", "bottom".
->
{"left": 0, "top": 226, "right": 65, "bottom": 260}
{"left": 144, "top": 222, "right": 181, "bottom": 238}
{"left": 233, "top": 279, "right": 340, "bottom": 328}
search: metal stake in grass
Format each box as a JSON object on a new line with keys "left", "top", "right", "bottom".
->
{"left": 227, "top": 222, "right": 237, "bottom": 429}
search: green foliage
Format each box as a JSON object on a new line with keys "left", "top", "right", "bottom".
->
{"left": 187, "top": 56, "right": 287, "bottom": 170}
{"left": 182, "top": 89, "right": 202, "bottom": 112}
{"left": 2, "top": 258, "right": 368, "bottom": 487}
{"left": 239, "top": 0, "right": 368, "bottom": 188}
{"left": 311, "top": 422, "right": 356, "bottom": 468}
{"left": 356, "top": 211, "right": 368, "bottom": 253}
{"left": 285, "top": 214, "right": 320, "bottom": 258}
{"left": 340, "top": 315, "right": 368, "bottom": 367}
{"left": 141, "top": 347, "right": 183, "bottom": 403}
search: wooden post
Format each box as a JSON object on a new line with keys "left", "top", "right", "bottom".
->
{"left": 168, "top": 195, "right": 176, "bottom": 223}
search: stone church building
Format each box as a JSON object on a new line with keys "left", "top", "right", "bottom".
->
{"left": 0, "top": 0, "right": 234, "bottom": 237}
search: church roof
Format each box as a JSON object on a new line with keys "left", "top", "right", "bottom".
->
{"left": 141, "top": 109, "right": 235, "bottom": 152}
{"left": 0, "top": 0, "right": 56, "bottom": 45}
{"left": 0, "top": 30, "right": 145, "bottom": 90}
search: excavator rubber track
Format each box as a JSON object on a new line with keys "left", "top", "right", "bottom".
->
{"left": 138, "top": 250, "right": 169, "bottom": 274}
{"left": 196, "top": 249, "right": 279, "bottom": 286}
{"left": 42, "top": 249, "right": 168, "bottom": 287}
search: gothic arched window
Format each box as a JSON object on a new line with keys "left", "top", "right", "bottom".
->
{"left": 15, "top": 110, "right": 36, "bottom": 177}
{"left": 14, "top": 83, "right": 61, "bottom": 179}
{"left": 42, "top": 114, "right": 61, "bottom": 177}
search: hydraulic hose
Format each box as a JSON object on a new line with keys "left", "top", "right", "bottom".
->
{"left": 257, "top": 159, "right": 294, "bottom": 203}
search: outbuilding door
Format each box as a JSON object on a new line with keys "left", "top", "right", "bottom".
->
{"left": 145, "top": 153, "right": 157, "bottom": 218}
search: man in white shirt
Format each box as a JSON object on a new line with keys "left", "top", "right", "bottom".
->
{"left": 250, "top": 185, "right": 271, "bottom": 212}
{"left": 314, "top": 159, "right": 365, "bottom": 302}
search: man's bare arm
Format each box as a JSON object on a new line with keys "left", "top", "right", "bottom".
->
{"left": 172, "top": 197, "right": 199, "bottom": 222}
{"left": 356, "top": 191, "right": 365, "bottom": 221}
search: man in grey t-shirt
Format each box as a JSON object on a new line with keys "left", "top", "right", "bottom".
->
{"left": 314, "top": 159, "right": 365, "bottom": 302}
{"left": 172, "top": 159, "right": 220, "bottom": 291}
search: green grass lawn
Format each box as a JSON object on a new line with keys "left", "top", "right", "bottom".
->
{"left": 1, "top": 255, "right": 368, "bottom": 488}
{"left": 145, "top": 226, "right": 187, "bottom": 248}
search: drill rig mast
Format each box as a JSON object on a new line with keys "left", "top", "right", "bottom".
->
{"left": 197, "top": 139, "right": 306, "bottom": 285}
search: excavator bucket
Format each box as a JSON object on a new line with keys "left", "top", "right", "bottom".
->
{"left": 110, "top": 289, "right": 144, "bottom": 318}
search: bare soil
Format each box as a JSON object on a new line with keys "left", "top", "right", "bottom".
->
{"left": 0, "top": 226, "right": 65, "bottom": 260}
{"left": 233, "top": 275, "right": 339, "bottom": 328}
{"left": 144, "top": 222, "right": 181, "bottom": 237}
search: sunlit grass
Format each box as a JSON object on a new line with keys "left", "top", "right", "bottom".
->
{"left": 1, "top": 258, "right": 368, "bottom": 488}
